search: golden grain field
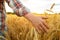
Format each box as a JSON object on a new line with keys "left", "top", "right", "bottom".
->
{"left": 5, "top": 12, "right": 60, "bottom": 40}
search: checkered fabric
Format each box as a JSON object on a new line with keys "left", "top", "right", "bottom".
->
{"left": 0, "top": 0, "right": 30, "bottom": 40}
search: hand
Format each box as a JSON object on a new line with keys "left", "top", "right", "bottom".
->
{"left": 24, "top": 13, "right": 49, "bottom": 33}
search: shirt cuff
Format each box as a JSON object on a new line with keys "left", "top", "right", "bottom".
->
{"left": 18, "top": 7, "right": 30, "bottom": 16}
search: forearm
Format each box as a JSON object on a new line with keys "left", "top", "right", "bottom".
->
{"left": 6, "top": 0, "right": 30, "bottom": 17}
{"left": 24, "top": 13, "right": 35, "bottom": 22}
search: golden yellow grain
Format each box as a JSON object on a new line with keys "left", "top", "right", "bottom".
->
{"left": 5, "top": 13, "right": 60, "bottom": 40}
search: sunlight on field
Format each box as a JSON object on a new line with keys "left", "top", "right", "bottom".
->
{"left": 5, "top": 0, "right": 60, "bottom": 13}
{"left": 5, "top": 12, "right": 60, "bottom": 40}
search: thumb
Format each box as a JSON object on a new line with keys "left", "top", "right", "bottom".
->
{"left": 41, "top": 16, "right": 48, "bottom": 19}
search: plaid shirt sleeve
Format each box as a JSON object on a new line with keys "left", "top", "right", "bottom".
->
{"left": 6, "top": 0, "right": 30, "bottom": 16}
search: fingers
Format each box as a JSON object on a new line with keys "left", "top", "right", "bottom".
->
{"left": 35, "top": 26, "right": 42, "bottom": 34}
{"left": 39, "top": 22, "right": 48, "bottom": 33}
{"left": 35, "top": 23, "right": 48, "bottom": 33}
{"left": 41, "top": 19, "right": 49, "bottom": 29}
{"left": 38, "top": 19, "right": 49, "bottom": 33}
{"left": 35, "top": 25, "right": 44, "bottom": 34}
{"left": 40, "top": 16, "right": 48, "bottom": 19}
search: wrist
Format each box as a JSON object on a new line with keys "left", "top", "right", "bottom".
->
{"left": 24, "top": 13, "right": 35, "bottom": 21}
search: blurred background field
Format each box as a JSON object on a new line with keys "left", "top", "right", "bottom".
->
{"left": 5, "top": 0, "right": 60, "bottom": 13}
{"left": 5, "top": 12, "right": 60, "bottom": 40}
{"left": 4, "top": 0, "right": 60, "bottom": 40}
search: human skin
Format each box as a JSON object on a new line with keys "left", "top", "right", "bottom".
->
{"left": 24, "top": 13, "right": 49, "bottom": 33}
